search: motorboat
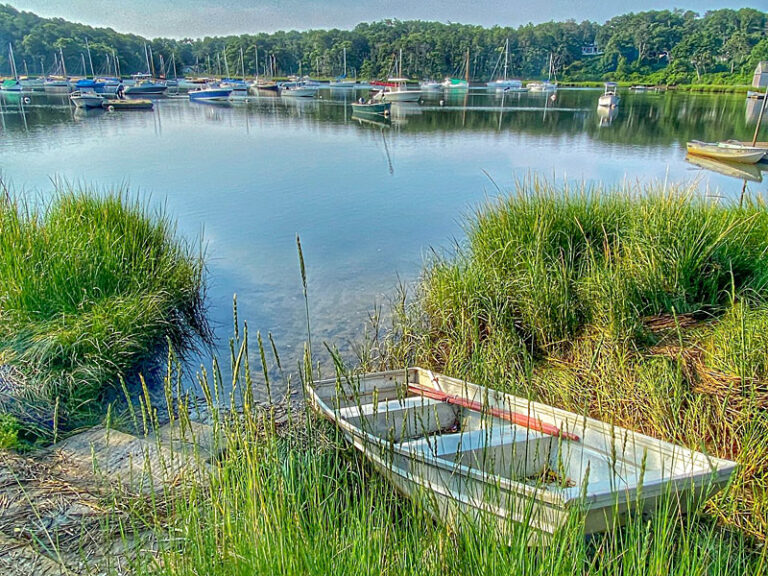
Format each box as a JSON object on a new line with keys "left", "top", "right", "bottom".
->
{"left": 598, "top": 82, "right": 620, "bottom": 107}
{"left": 371, "top": 78, "right": 422, "bottom": 102}
{"left": 70, "top": 91, "right": 104, "bottom": 109}
{"left": 189, "top": 84, "right": 233, "bottom": 102}
{"left": 125, "top": 74, "right": 167, "bottom": 96}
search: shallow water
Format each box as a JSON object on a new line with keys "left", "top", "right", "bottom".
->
{"left": 1, "top": 87, "right": 766, "bottom": 395}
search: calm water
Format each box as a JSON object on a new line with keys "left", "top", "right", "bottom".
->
{"left": 1, "top": 88, "right": 766, "bottom": 394}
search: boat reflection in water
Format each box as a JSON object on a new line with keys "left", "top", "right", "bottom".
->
{"left": 686, "top": 154, "right": 763, "bottom": 183}
{"left": 597, "top": 104, "right": 618, "bottom": 127}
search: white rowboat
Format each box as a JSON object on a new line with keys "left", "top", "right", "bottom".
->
{"left": 686, "top": 140, "right": 766, "bottom": 164}
{"left": 308, "top": 368, "right": 737, "bottom": 539}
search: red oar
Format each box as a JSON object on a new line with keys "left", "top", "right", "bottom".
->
{"left": 407, "top": 383, "right": 579, "bottom": 442}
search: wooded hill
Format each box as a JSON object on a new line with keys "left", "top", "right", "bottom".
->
{"left": 0, "top": 4, "right": 766, "bottom": 84}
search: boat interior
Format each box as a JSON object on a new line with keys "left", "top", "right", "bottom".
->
{"left": 312, "top": 369, "right": 717, "bottom": 498}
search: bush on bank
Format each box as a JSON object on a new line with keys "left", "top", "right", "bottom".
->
{"left": 0, "top": 187, "right": 209, "bottom": 435}
{"left": 387, "top": 179, "right": 768, "bottom": 541}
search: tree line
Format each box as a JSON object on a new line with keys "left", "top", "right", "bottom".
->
{"left": 0, "top": 4, "right": 766, "bottom": 84}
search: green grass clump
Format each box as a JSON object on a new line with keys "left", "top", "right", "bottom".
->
{"left": 0, "top": 186, "right": 209, "bottom": 428}
{"left": 379, "top": 179, "right": 768, "bottom": 541}
{"left": 417, "top": 178, "right": 768, "bottom": 361}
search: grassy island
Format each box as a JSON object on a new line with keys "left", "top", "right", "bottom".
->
{"left": 0, "top": 186, "right": 208, "bottom": 445}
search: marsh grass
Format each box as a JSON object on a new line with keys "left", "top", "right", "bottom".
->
{"left": 110, "top": 328, "right": 765, "bottom": 576}
{"left": 0, "top": 185, "right": 209, "bottom": 433}
{"left": 375, "top": 177, "right": 768, "bottom": 541}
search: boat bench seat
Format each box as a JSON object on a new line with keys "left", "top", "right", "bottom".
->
{"left": 339, "top": 396, "right": 459, "bottom": 442}
{"left": 400, "top": 425, "right": 554, "bottom": 480}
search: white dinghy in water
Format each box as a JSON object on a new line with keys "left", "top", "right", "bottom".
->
{"left": 307, "top": 368, "right": 737, "bottom": 539}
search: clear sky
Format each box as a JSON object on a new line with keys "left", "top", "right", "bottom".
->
{"left": 8, "top": 1, "right": 765, "bottom": 39}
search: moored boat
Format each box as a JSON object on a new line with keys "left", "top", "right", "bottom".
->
{"left": 189, "top": 84, "right": 233, "bottom": 102}
{"left": 125, "top": 73, "right": 167, "bottom": 96}
{"left": 351, "top": 100, "right": 391, "bottom": 115}
{"left": 686, "top": 140, "right": 766, "bottom": 164}
{"left": 371, "top": 78, "right": 422, "bottom": 102}
{"left": 102, "top": 97, "right": 153, "bottom": 110}
{"left": 280, "top": 81, "right": 319, "bottom": 98}
{"left": 486, "top": 39, "right": 527, "bottom": 92}
{"left": 598, "top": 82, "right": 620, "bottom": 107}
{"left": 70, "top": 91, "right": 104, "bottom": 109}
{"left": 307, "top": 368, "right": 737, "bottom": 539}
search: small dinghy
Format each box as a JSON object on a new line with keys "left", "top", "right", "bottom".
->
{"left": 351, "top": 101, "right": 391, "bottom": 115}
{"left": 308, "top": 368, "right": 737, "bottom": 539}
{"left": 686, "top": 140, "right": 766, "bottom": 164}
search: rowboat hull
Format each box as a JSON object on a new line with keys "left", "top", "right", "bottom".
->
{"left": 351, "top": 102, "right": 391, "bottom": 114}
{"left": 308, "top": 368, "right": 736, "bottom": 539}
{"left": 687, "top": 141, "right": 766, "bottom": 164}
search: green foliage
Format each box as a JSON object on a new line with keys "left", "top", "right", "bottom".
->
{"left": 0, "top": 4, "right": 765, "bottom": 84}
{"left": 0, "top": 186, "right": 209, "bottom": 420}
{"left": 379, "top": 181, "right": 768, "bottom": 541}
{"left": 415, "top": 180, "right": 768, "bottom": 366}
{"left": 0, "top": 412, "right": 19, "bottom": 450}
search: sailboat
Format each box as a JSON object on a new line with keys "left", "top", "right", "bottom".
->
{"left": 1, "top": 44, "right": 22, "bottom": 92}
{"left": 330, "top": 47, "right": 358, "bottom": 88}
{"left": 443, "top": 48, "right": 470, "bottom": 89}
{"left": 528, "top": 53, "right": 558, "bottom": 93}
{"left": 44, "top": 49, "right": 72, "bottom": 93}
{"left": 486, "top": 39, "right": 526, "bottom": 92}
{"left": 221, "top": 48, "right": 249, "bottom": 97}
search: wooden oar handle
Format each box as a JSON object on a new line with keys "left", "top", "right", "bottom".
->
{"left": 407, "top": 383, "right": 579, "bottom": 442}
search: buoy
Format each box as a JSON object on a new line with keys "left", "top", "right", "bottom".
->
{"left": 108, "top": 105, "right": 115, "bottom": 112}
{"left": 23, "top": 97, "right": 30, "bottom": 104}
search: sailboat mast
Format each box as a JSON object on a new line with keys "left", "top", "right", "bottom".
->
{"left": 343, "top": 46, "right": 347, "bottom": 76}
{"left": 148, "top": 45, "right": 156, "bottom": 76}
{"left": 465, "top": 48, "right": 470, "bottom": 83}
{"left": 8, "top": 44, "right": 17, "bottom": 79}
{"left": 60, "top": 47, "right": 68, "bottom": 78}
{"left": 223, "top": 50, "right": 230, "bottom": 78}
{"left": 399, "top": 48, "right": 403, "bottom": 77}
{"left": 240, "top": 47, "right": 245, "bottom": 80}
{"left": 85, "top": 37, "right": 94, "bottom": 77}
{"left": 254, "top": 46, "right": 259, "bottom": 78}
{"left": 503, "top": 38, "right": 509, "bottom": 81}
{"left": 144, "top": 44, "right": 151, "bottom": 75}
{"left": 81, "top": 53, "right": 87, "bottom": 77}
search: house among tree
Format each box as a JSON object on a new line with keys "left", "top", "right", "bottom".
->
{"left": 754, "top": 61, "right": 768, "bottom": 88}
{"left": 581, "top": 43, "right": 604, "bottom": 57}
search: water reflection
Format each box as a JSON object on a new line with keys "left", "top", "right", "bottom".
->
{"left": 686, "top": 154, "right": 763, "bottom": 183}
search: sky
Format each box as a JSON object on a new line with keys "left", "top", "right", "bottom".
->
{"left": 8, "top": 0, "right": 765, "bottom": 39}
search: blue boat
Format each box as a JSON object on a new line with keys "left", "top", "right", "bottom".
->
{"left": 125, "top": 74, "right": 167, "bottom": 96}
{"left": 188, "top": 84, "right": 232, "bottom": 102}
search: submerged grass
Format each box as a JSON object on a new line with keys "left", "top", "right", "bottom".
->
{"left": 0, "top": 185, "right": 209, "bottom": 433}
